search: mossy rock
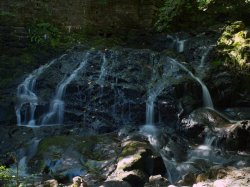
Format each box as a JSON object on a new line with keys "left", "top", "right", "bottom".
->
{"left": 77, "top": 133, "right": 121, "bottom": 161}
{"left": 37, "top": 133, "right": 120, "bottom": 160}
{"left": 32, "top": 133, "right": 121, "bottom": 177}
{"left": 37, "top": 136, "right": 71, "bottom": 155}
{"left": 119, "top": 141, "right": 150, "bottom": 160}
{"left": 117, "top": 140, "right": 152, "bottom": 173}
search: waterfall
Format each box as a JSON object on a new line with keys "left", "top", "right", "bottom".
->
{"left": 176, "top": 39, "right": 187, "bottom": 53}
{"left": 97, "top": 52, "right": 108, "bottom": 86}
{"left": 199, "top": 45, "right": 215, "bottom": 68}
{"left": 15, "top": 54, "right": 67, "bottom": 126}
{"left": 146, "top": 82, "right": 165, "bottom": 125}
{"left": 169, "top": 58, "right": 214, "bottom": 108}
{"left": 166, "top": 35, "right": 187, "bottom": 53}
{"left": 41, "top": 53, "right": 90, "bottom": 125}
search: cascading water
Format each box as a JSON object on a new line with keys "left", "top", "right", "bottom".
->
{"left": 16, "top": 54, "right": 67, "bottom": 126}
{"left": 169, "top": 58, "right": 214, "bottom": 108}
{"left": 176, "top": 39, "right": 187, "bottom": 53}
{"left": 146, "top": 82, "right": 165, "bottom": 125}
{"left": 41, "top": 52, "right": 90, "bottom": 125}
{"left": 97, "top": 52, "right": 108, "bottom": 86}
{"left": 141, "top": 56, "right": 216, "bottom": 184}
{"left": 141, "top": 58, "right": 180, "bottom": 184}
{"left": 199, "top": 44, "right": 215, "bottom": 68}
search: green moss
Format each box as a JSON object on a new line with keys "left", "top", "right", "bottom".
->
{"left": 37, "top": 136, "right": 71, "bottom": 155}
{"left": 119, "top": 141, "right": 148, "bottom": 160}
{"left": 78, "top": 133, "right": 120, "bottom": 161}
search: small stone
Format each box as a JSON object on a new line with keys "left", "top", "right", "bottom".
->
{"left": 144, "top": 174, "right": 170, "bottom": 187}
{"left": 72, "top": 176, "right": 88, "bottom": 187}
{"left": 44, "top": 179, "right": 58, "bottom": 187}
{"left": 196, "top": 174, "right": 208, "bottom": 182}
{"left": 181, "top": 172, "right": 196, "bottom": 186}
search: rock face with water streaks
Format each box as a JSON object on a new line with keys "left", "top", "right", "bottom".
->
{"left": 15, "top": 48, "right": 204, "bottom": 130}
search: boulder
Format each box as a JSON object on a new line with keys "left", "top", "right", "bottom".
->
{"left": 117, "top": 140, "right": 152, "bottom": 173}
{"left": 107, "top": 170, "right": 148, "bottom": 187}
{"left": 220, "top": 120, "right": 250, "bottom": 151}
{"left": 179, "top": 108, "right": 231, "bottom": 143}
{"left": 32, "top": 134, "right": 120, "bottom": 184}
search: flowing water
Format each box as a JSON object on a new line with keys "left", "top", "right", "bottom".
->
{"left": 176, "top": 39, "right": 187, "bottom": 53}
{"left": 16, "top": 54, "right": 67, "bottom": 126}
{"left": 146, "top": 82, "right": 165, "bottom": 125}
{"left": 41, "top": 52, "right": 90, "bottom": 125}
{"left": 169, "top": 58, "right": 214, "bottom": 108}
{"left": 97, "top": 52, "right": 108, "bottom": 86}
{"left": 141, "top": 57, "right": 216, "bottom": 184}
{"left": 13, "top": 46, "right": 250, "bottom": 186}
{"left": 199, "top": 45, "right": 215, "bottom": 68}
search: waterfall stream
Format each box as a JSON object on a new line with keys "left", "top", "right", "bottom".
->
{"left": 169, "top": 58, "right": 214, "bottom": 108}
{"left": 16, "top": 54, "right": 67, "bottom": 126}
{"left": 199, "top": 45, "right": 215, "bottom": 68}
{"left": 41, "top": 52, "right": 90, "bottom": 125}
{"left": 176, "top": 39, "right": 187, "bottom": 53}
{"left": 97, "top": 53, "right": 108, "bottom": 86}
{"left": 146, "top": 82, "right": 165, "bottom": 125}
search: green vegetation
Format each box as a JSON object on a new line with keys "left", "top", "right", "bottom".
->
{"left": 0, "top": 166, "right": 12, "bottom": 181}
{"left": 156, "top": 0, "right": 200, "bottom": 31}
{"left": 217, "top": 21, "right": 250, "bottom": 69}
{"left": 28, "top": 22, "right": 61, "bottom": 47}
{"left": 156, "top": 0, "right": 250, "bottom": 31}
{"left": 119, "top": 141, "right": 148, "bottom": 160}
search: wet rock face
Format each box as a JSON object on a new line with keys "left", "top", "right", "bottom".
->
{"left": 179, "top": 108, "right": 230, "bottom": 143}
{"left": 180, "top": 108, "right": 250, "bottom": 152}
{"left": 17, "top": 48, "right": 202, "bottom": 129}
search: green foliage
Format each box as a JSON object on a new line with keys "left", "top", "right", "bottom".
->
{"left": 0, "top": 166, "right": 12, "bottom": 181}
{"left": 196, "top": 0, "right": 213, "bottom": 10}
{"left": 156, "top": 0, "right": 250, "bottom": 31}
{"left": 97, "top": 0, "right": 109, "bottom": 5}
{"left": 0, "top": 11, "right": 15, "bottom": 17}
{"left": 202, "top": 0, "right": 250, "bottom": 24}
{"left": 155, "top": 0, "right": 200, "bottom": 31}
{"left": 28, "top": 21, "right": 61, "bottom": 48}
{"left": 217, "top": 21, "right": 250, "bottom": 69}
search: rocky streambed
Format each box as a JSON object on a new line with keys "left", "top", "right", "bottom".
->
{"left": 0, "top": 23, "right": 250, "bottom": 186}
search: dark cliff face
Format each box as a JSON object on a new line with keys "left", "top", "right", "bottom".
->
{"left": 1, "top": 0, "right": 163, "bottom": 34}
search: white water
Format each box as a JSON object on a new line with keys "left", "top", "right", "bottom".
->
{"left": 177, "top": 39, "right": 187, "bottom": 53}
{"left": 16, "top": 54, "right": 67, "bottom": 126}
{"left": 166, "top": 35, "right": 187, "bottom": 53}
{"left": 41, "top": 53, "right": 90, "bottom": 125}
{"left": 146, "top": 82, "right": 165, "bottom": 125}
{"left": 169, "top": 59, "right": 214, "bottom": 108}
{"left": 97, "top": 53, "right": 108, "bottom": 86}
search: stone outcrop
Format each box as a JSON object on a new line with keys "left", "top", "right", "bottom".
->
{"left": 220, "top": 120, "right": 250, "bottom": 151}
